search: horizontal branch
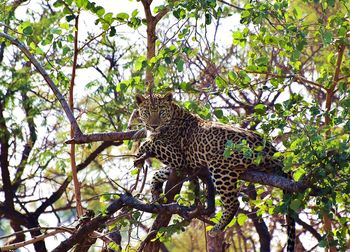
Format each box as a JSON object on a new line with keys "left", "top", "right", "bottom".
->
{"left": 65, "top": 130, "right": 145, "bottom": 144}
{"left": 240, "top": 170, "right": 316, "bottom": 194}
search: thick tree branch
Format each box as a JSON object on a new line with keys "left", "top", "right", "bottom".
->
{"left": 0, "top": 101, "right": 13, "bottom": 209}
{"left": 0, "top": 202, "right": 29, "bottom": 227}
{"left": 239, "top": 171, "right": 316, "bottom": 194}
{"left": 65, "top": 130, "right": 143, "bottom": 144}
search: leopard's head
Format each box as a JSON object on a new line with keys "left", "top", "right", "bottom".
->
{"left": 135, "top": 93, "right": 174, "bottom": 134}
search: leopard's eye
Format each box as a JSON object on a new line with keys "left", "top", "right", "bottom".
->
{"left": 159, "top": 109, "right": 166, "bottom": 117}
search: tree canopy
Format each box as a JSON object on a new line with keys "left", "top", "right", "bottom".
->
{"left": 0, "top": 0, "right": 350, "bottom": 251}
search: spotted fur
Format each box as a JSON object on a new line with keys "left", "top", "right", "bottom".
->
{"left": 134, "top": 93, "right": 295, "bottom": 251}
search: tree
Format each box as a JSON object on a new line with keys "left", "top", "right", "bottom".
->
{"left": 0, "top": 0, "right": 350, "bottom": 251}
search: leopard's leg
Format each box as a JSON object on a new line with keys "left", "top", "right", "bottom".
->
{"left": 151, "top": 166, "right": 172, "bottom": 202}
{"left": 197, "top": 167, "right": 216, "bottom": 216}
{"left": 138, "top": 141, "right": 186, "bottom": 201}
{"left": 134, "top": 140, "right": 154, "bottom": 168}
{"left": 209, "top": 167, "right": 243, "bottom": 233}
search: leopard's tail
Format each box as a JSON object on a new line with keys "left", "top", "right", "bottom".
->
{"left": 285, "top": 203, "right": 296, "bottom": 252}
{"left": 274, "top": 157, "right": 296, "bottom": 251}
{"left": 269, "top": 153, "right": 296, "bottom": 251}
{"left": 284, "top": 172, "right": 296, "bottom": 252}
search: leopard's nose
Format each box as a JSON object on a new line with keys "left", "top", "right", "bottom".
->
{"left": 150, "top": 125, "right": 158, "bottom": 130}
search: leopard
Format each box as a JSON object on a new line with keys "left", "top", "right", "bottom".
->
{"left": 134, "top": 93, "right": 295, "bottom": 251}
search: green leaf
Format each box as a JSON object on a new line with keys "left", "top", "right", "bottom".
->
{"left": 104, "top": 12, "right": 113, "bottom": 23}
{"left": 65, "top": 14, "right": 75, "bottom": 22}
{"left": 95, "top": 6, "right": 105, "bottom": 17}
{"left": 51, "top": 28, "right": 62, "bottom": 35}
{"left": 175, "top": 58, "right": 184, "bottom": 72}
{"left": 131, "top": 168, "right": 139, "bottom": 176}
{"left": 19, "top": 21, "right": 33, "bottom": 35}
{"left": 23, "top": 26, "right": 33, "bottom": 35}
{"left": 237, "top": 213, "right": 248, "bottom": 226}
{"left": 319, "top": 239, "right": 327, "bottom": 248}
{"left": 135, "top": 57, "right": 146, "bottom": 71}
{"left": 272, "top": 152, "right": 282, "bottom": 159}
{"left": 132, "top": 9, "right": 139, "bottom": 17}
{"left": 132, "top": 211, "right": 141, "bottom": 220}
{"left": 179, "top": 82, "right": 190, "bottom": 91}
{"left": 205, "top": 13, "right": 212, "bottom": 25}
{"left": 35, "top": 47, "right": 44, "bottom": 55}
{"left": 290, "top": 50, "right": 300, "bottom": 62}
{"left": 292, "top": 6, "right": 302, "bottom": 19}
{"left": 53, "top": 0, "right": 64, "bottom": 7}
{"left": 213, "top": 109, "right": 223, "bottom": 119}
{"left": 215, "top": 76, "right": 226, "bottom": 90}
{"left": 339, "top": 26, "right": 347, "bottom": 37}
{"left": 322, "top": 31, "right": 333, "bottom": 45}
{"left": 255, "top": 56, "right": 268, "bottom": 66}
{"left": 117, "top": 12, "right": 129, "bottom": 21}
{"left": 293, "top": 168, "right": 305, "bottom": 181}
{"left": 75, "top": 0, "right": 88, "bottom": 8}
{"left": 173, "top": 8, "right": 186, "bottom": 20}
{"left": 100, "top": 194, "right": 111, "bottom": 202}
{"left": 223, "top": 148, "right": 231, "bottom": 158}
{"left": 290, "top": 199, "right": 301, "bottom": 211}
{"left": 116, "top": 82, "right": 128, "bottom": 92}
{"left": 59, "top": 23, "right": 70, "bottom": 30}
{"left": 254, "top": 104, "right": 267, "bottom": 115}
{"left": 228, "top": 71, "right": 237, "bottom": 81}
{"left": 254, "top": 145, "right": 264, "bottom": 152}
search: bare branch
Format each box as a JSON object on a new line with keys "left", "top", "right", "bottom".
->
{"left": 217, "top": 0, "right": 245, "bottom": 11}
{"left": 69, "top": 13, "right": 83, "bottom": 217}
{"left": 1, "top": 228, "right": 73, "bottom": 251}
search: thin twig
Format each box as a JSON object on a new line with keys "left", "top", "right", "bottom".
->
{"left": 217, "top": 0, "right": 245, "bottom": 11}
{"left": 69, "top": 13, "right": 83, "bottom": 217}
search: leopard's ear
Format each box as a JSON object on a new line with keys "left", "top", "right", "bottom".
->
{"left": 163, "top": 93, "right": 173, "bottom": 102}
{"left": 135, "top": 94, "right": 145, "bottom": 105}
